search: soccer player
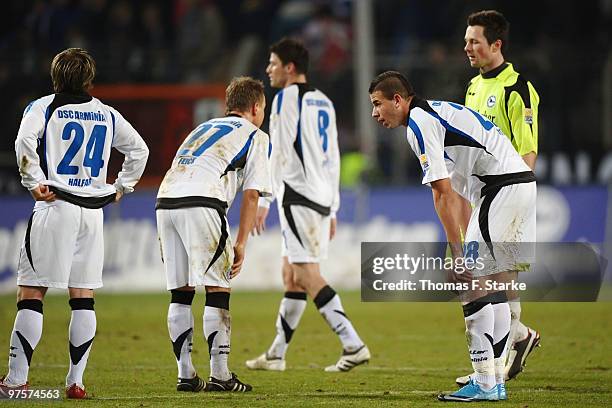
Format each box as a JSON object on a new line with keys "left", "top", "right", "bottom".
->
{"left": 245, "top": 38, "right": 370, "bottom": 372}
{"left": 1, "top": 48, "right": 149, "bottom": 399}
{"left": 457, "top": 10, "right": 541, "bottom": 386}
{"left": 369, "top": 71, "right": 536, "bottom": 401}
{"left": 157, "top": 77, "right": 271, "bottom": 393}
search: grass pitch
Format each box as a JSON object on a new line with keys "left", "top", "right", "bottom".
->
{"left": 0, "top": 291, "right": 611, "bottom": 407}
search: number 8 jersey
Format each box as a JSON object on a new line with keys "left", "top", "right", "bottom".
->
{"left": 15, "top": 93, "right": 149, "bottom": 201}
{"left": 263, "top": 83, "right": 340, "bottom": 216}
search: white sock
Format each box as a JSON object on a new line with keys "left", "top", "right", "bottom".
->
{"left": 491, "top": 300, "right": 511, "bottom": 384}
{"left": 314, "top": 286, "right": 364, "bottom": 353}
{"left": 5, "top": 300, "right": 44, "bottom": 386}
{"left": 204, "top": 293, "right": 231, "bottom": 381}
{"left": 66, "top": 298, "right": 96, "bottom": 388}
{"left": 463, "top": 301, "right": 495, "bottom": 390}
{"left": 168, "top": 294, "right": 196, "bottom": 379}
{"left": 509, "top": 300, "right": 529, "bottom": 342}
{"left": 267, "top": 292, "right": 307, "bottom": 359}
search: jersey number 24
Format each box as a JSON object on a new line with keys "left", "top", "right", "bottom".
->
{"left": 57, "top": 122, "right": 107, "bottom": 177}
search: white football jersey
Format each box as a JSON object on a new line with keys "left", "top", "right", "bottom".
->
{"left": 405, "top": 97, "right": 532, "bottom": 203}
{"left": 157, "top": 115, "right": 272, "bottom": 206}
{"left": 262, "top": 83, "right": 340, "bottom": 215}
{"left": 15, "top": 93, "right": 149, "bottom": 200}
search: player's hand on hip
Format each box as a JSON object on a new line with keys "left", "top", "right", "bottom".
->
{"left": 330, "top": 217, "right": 337, "bottom": 240}
{"left": 252, "top": 206, "right": 269, "bottom": 236}
{"left": 30, "top": 184, "right": 56, "bottom": 202}
{"left": 231, "top": 243, "right": 245, "bottom": 278}
{"left": 114, "top": 190, "right": 124, "bottom": 202}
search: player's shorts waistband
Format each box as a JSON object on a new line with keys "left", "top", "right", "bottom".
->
{"left": 282, "top": 182, "right": 331, "bottom": 216}
{"left": 475, "top": 171, "right": 536, "bottom": 197}
{"left": 50, "top": 187, "right": 116, "bottom": 209}
{"left": 155, "top": 196, "right": 228, "bottom": 213}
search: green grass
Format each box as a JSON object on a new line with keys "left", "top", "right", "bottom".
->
{"left": 1, "top": 292, "right": 611, "bottom": 407}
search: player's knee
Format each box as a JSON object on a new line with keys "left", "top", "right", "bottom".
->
{"left": 17, "top": 286, "right": 46, "bottom": 302}
{"left": 205, "top": 285, "right": 230, "bottom": 294}
{"left": 68, "top": 287, "right": 94, "bottom": 299}
{"left": 292, "top": 269, "right": 308, "bottom": 289}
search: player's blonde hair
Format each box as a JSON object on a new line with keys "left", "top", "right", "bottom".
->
{"left": 225, "top": 77, "right": 265, "bottom": 114}
{"left": 51, "top": 48, "right": 96, "bottom": 94}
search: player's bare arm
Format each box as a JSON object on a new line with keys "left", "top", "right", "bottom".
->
{"left": 458, "top": 194, "right": 471, "bottom": 237}
{"left": 252, "top": 205, "right": 269, "bottom": 236}
{"left": 330, "top": 217, "right": 337, "bottom": 240}
{"left": 232, "top": 189, "right": 260, "bottom": 278}
{"left": 522, "top": 151, "right": 537, "bottom": 171}
{"left": 431, "top": 178, "right": 472, "bottom": 283}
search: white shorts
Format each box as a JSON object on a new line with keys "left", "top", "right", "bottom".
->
{"left": 465, "top": 181, "right": 536, "bottom": 276}
{"left": 279, "top": 203, "right": 330, "bottom": 264}
{"left": 17, "top": 201, "right": 104, "bottom": 289}
{"left": 156, "top": 207, "right": 232, "bottom": 290}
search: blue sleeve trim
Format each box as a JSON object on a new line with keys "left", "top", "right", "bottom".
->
{"left": 38, "top": 106, "right": 51, "bottom": 178}
{"left": 268, "top": 138, "right": 272, "bottom": 158}
{"left": 294, "top": 93, "right": 305, "bottom": 170}
{"left": 276, "top": 90, "right": 284, "bottom": 114}
{"left": 23, "top": 100, "right": 36, "bottom": 116}
{"left": 408, "top": 118, "right": 425, "bottom": 155}
{"left": 110, "top": 111, "right": 116, "bottom": 144}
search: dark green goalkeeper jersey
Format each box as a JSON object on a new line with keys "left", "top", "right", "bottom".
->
{"left": 465, "top": 62, "right": 539, "bottom": 156}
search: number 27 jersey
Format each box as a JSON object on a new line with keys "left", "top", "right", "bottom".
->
{"left": 15, "top": 92, "right": 149, "bottom": 198}
{"left": 157, "top": 115, "right": 272, "bottom": 206}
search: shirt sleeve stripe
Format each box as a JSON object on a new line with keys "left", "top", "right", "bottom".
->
{"left": 408, "top": 118, "right": 425, "bottom": 155}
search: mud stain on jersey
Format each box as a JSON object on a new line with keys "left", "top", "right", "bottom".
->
{"left": 20, "top": 155, "right": 29, "bottom": 170}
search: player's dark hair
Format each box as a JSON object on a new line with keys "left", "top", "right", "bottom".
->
{"left": 225, "top": 76, "right": 265, "bottom": 114}
{"left": 269, "top": 37, "right": 309, "bottom": 75}
{"left": 368, "top": 71, "right": 415, "bottom": 100}
{"left": 467, "top": 10, "right": 510, "bottom": 52}
{"left": 51, "top": 48, "right": 96, "bottom": 94}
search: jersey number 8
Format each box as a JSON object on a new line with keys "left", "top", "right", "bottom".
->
{"left": 317, "top": 110, "right": 329, "bottom": 152}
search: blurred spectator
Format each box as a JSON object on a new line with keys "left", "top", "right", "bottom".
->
{"left": 0, "top": 0, "right": 610, "bottom": 188}
{"left": 136, "top": 2, "right": 171, "bottom": 81}
{"left": 175, "top": 0, "right": 224, "bottom": 82}
{"left": 103, "top": 1, "right": 137, "bottom": 81}
{"left": 302, "top": 4, "right": 351, "bottom": 79}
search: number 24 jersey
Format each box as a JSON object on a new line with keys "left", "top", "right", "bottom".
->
{"left": 15, "top": 92, "right": 149, "bottom": 198}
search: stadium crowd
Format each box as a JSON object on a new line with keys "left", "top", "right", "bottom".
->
{"left": 0, "top": 0, "right": 610, "bottom": 191}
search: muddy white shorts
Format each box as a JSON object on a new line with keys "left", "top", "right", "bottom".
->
{"left": 156, "top": 207, "right": 232, "bottom": 290}
{"left": 279, "top": 203, "right": 331, "bottom": 264}
{"left": 464, "top": 180, "right": 536, "bottom": 276}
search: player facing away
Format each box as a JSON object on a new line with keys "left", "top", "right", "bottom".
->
{"left": 156, "top": 77, "right": 271, "bottom": 393}
{"left": 0, "top": 48, "right": 149, "bottom": 399}
{"left": 245, "top": 38, "right": 370, "bottom": 372}
{"left": 457, "top": 10, "right": 541, "bottom": 386}
{"left": 369, "top": 71, "right": 536, "bottom": 402}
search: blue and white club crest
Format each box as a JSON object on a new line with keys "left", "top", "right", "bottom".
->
{"left": 487, "top": 95, "right": 496, "bottom": 107}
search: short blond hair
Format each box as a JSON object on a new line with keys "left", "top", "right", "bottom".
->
{"left": 51, "top": 48, "right": 96, "bottom": 94}
{"left": 225, "top": 76, "right": 264, "bottom": 114}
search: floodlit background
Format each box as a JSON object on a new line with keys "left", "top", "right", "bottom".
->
{"left": 0, "top": 0, "right": 611, "bottom": 292}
